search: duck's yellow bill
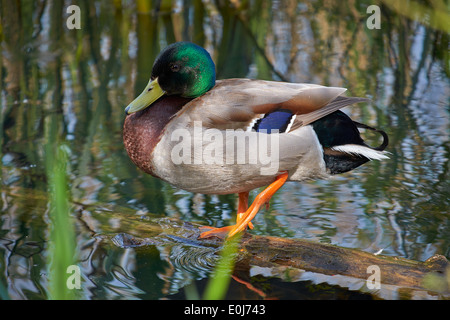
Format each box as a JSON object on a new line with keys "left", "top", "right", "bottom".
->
{"left": 125, "top": 78, "right": 166, "bottom": 114}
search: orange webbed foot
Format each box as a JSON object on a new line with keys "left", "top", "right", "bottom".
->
{"left": 198, "top": 172, "right": 288, "bottom": 240}
{"left": 228, "top": 172, "right": 288, "bottom": 238}
{"left": 198, "top": 226, "right": 234, "bottom": 239}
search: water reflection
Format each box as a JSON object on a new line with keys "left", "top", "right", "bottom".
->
{"left": 0, "top": 0, "right": 449, "bottom": 299}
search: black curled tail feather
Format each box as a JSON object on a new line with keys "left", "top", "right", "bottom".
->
{"left": 312, "top": 110, "right": 389, "bottom": 175}
{"left": 353, "top": 121, "right": 389, "bottom": 151}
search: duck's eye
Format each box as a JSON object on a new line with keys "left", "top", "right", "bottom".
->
{"left": 170, "top": 63, "right": 180, "bottom": 72}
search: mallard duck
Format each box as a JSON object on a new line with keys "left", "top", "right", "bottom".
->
{"left": 123, "top": 42, "right": 389, "bottom": 239}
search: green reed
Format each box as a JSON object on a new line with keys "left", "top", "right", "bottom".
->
{"left": 203, "top": 234, "right": 241, "bottom": 300}
{"left": 45, "top": 110, "right": 78, "bottom": 300}
{"left": 46, "top": 143, "right": 78, "bottom": 300}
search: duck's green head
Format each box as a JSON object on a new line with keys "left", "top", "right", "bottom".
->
{"left": 125, "top": 42, "right": 216, "bottom": 114}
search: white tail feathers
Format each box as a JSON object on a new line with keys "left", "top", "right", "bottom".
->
{"left": 331, "top": 144, "right": 390, "bottom": 160}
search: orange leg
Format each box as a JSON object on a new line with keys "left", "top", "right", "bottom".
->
{"left": 236, "top": 191, "right": 253, "bottom": 229}
{"left": 199, "top": 191, "right": 251, "bottom": 239}
{"left": 199, "top": 172, "right": 288, "bottom": 239}
{"left": 228, "top": 172, "right": 288, "bottom": 238}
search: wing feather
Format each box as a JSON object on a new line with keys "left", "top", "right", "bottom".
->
{"left": 177, "top": 79, "right": 356, "bottom": 130}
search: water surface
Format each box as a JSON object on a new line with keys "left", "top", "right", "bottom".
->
{"left": 0, "top": 0, "right": 449, "bottom": 300}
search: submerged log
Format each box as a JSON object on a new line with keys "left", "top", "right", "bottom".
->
{"left": 88, "top": 211, "right": 449, "bottom": 299}
{"left": 238, "top": 234, "right": 449, "bottom": 295}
